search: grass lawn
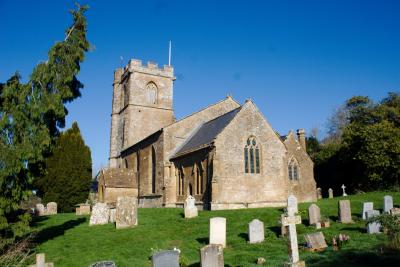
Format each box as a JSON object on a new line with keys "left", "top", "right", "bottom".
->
{"left": 27, "top": 192, "right": 400, "bottom": 267}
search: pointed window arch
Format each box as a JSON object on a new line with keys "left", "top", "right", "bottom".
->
{"left": 288, "top": 157, "right": 299, "bottom": 181}
{"left": 151, "top": 146, "right": 156, "bottom": 193}
{"left": 244, "top": 136, "right": 260, "bottom": 174}
{"left": 146, "top": 82, "right": 158, "bottom": 104}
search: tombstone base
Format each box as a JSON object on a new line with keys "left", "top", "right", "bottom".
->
{"left": 184, "top": 208, "right": 198, "bottom": 219}
{"left": 284, "top": 261, "right": 306, "bottom": 267}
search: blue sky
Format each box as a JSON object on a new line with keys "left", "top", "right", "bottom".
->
{"left": 1, "top": 0, "right": 399, "bottom": 174}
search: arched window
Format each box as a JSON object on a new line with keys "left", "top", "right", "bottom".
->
{"left": 244, "top": 137, "right": 260, "bottom": 174}
{"left": 146, "top": 82, "right": 157, "bottom": 104}
{"left": 195, "top": 163, "right": 204, "bottom": 195}
{"left": 288, "top": 158, "right": 299, "bottom": 181}
{"left": 178, "top": 167, "right": 184, "bottom": 196}
{"left": 151, "top": 146, "right": 156, "bottom": 194}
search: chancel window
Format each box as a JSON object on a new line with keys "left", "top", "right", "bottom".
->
{"left": 288, "top": 158, "right": 299, "bottom": 181}
{"left": 146, "top": 82, "right": 157, "bottom": 104}
{"left": 244, "top": 137, "right": 260, "bottom": 174}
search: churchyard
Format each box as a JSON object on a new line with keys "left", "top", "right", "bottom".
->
{"left": 22, "top": 191, "right": 400, "bottom": 267}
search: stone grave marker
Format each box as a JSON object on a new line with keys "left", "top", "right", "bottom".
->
{"left": 152, "top": 250, "right": 180, "bottom": 267}
{"left": 89, "top": 261, "right": 116, "bottom": 267}
{"left": 248, "top": 219, "right": 264, "bottom": 243}
{"left": 366, "top": 210, "right": 381, "bottom": 234}
{"left": 76, "top": 204, "right": 91, "bottom": 215}
{"left": 28, "top": 253, "right": 54, "bottom": 267}
{"left": 287, "top": 194, "right": 298, "bottom": 214}
{"left": 209, "top": 217, "right": 226, "bottom": 248}
{"left": 116, "top": 196, "right": 138, "bottom": 229}
{"left": 200, "top": 244, "right": 224, "bottom": 267}
{"left": 362, "top": 202, "right": 374, "bottom": 220}
{"left": 338, "top": 200, "right": 353, "bottom": 223}
{"left": 46, "top": 202, "right": 57, "bottom": 215}
{"left": 308, "top": 204, "right": 321, "bottom": 225}
{"left": 109, "top": 208, "right": 116, "bottom": 223}
{"left": 282, "top": 195, "right": 305, "bottom": 267}
{"left": 328, "top": 188, "right": 333, "bottom": 199}
{"left": 281, "top": 214, "right": 288, "bottom": 237}
{"left": 341, "top": 184, "right": 347, "bottom": 196}
{"left": 304, "top": 232, "right": 328, "bottom": 251}
{"left": 36, "top": 204, "right": 45, "bottom": 216}
{"left": 316, "top": 187, "right": 322, "bottom": 199}
{"left": 184, "top": 195, "right": 198, "bottom": 219}
{"left": 89, "top": 203, "right": 110, "bottom": 226}
{"left": 384, "top": 195, "right": 393, "bottom": 213}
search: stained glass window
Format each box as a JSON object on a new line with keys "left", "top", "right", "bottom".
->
{"left": 244, "top": 137, "right": 260, "bottom": 174}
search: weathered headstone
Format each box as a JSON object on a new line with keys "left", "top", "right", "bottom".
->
{"left": 282, "top": 195, "right": 305, "bottom": 267}
{"left": 89, "top": 203, "right": 110, "bottom": 226}
{"left": 36, "top": 204, "right": 46, "bottom": 216}
{"left": 316, "top": 188, "right": 322, "bottom": 199}
{"left": 328, "top": 188, "right": 333, "bottom": 199}
{"left": 308, "top": 204, "right": 321, "bottom": 225}
{"left": 209, "top": 217, "right": 226, "bottom": 248}
{"left": 184, "top": 195, "right": 198, "bottom": 219}
{"left": 28, "top": 253, "right": 54, "bottom": 267}
{"left": 109, "top": 208, "right": 116, "bottom": 223}
{"left": 200, "top": 244, "right": 224, "bottom": 267}
{"left": 384, "top": 195, "right": 393, "bottom": 213}
{"left": 46, "top": 202, "right": 57, "bottom": 215}
{"left": 287, "top": 194, "right": 298, "bottom": 214}
{"left": 362, "top": 202, "right": 374, "bottom": 220}
{"left": 89, "top": 261, "right": 116, "bottom": 267}
{"left": 341, "top": 184, "right": 347, "bottom": 196}
{"left": 338, "top": 200, "right": 352, "bottom": 223}
{"left": 116, "top": 196, "right": 138, "bottom": 229}
{"left": 304, "top": 232, "right": 328, "bottom": 251}
{"left": 366, "top": 210, "right": 381, "bottom": 234}
{"left": 248, "top": 219, "right": 264, "bottom": 244}
{"left": 76, "top": 204, "right": 91, "bottom": 215}
{"left": 152, "top": 250, "right": 180, "bottom": 267}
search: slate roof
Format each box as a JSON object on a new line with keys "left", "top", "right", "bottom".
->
{"left": 172, "top": 107, "right": 241, "bottom": 158}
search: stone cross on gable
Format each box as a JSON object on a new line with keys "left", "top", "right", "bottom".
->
{"left": 341, "top": 184, "right": 347, "bottom": 196}
{"left": 282, "top": 195, "right": 305, "bottom": 267}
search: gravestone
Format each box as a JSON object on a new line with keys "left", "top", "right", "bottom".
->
{"left": 200, "top": 244, "right": 224, "bottom": 267}
{"left": 341, "top": 184, "right": 347, "bottom": 196}
{"left": 46, "top": 202, "right": 57, "bottom": 215}
{"left": 36, "top": 204, "right": 45, "bottom": 216}
{"left": 89, "top": 203, "right": 110, "bottom": 226}
{"left": 76, "top": 204, "right": 91, "bottom": 215}
{"left": 209, "top": 217, "right": 226, "bottom": 248}
{"left": 384, "top": 195, "right": 393, "bottom": 213}
{"left": 282, "top": 195, "right": 305, "bottom": 267}
{"left": 248, "top": 219, "right": 264, "bottom": 243}
{"left": 308, "top": 204, "right": 321, "bottom": 225}
{"left": 116, "top": 196, "right": 137, "bottom": 229}
{"left": 362, "top": 202, "right": 374, "bottom": 220}
{"left": 109, "top": 208, "right": 116, "bottom": 223}
{"left": 287, "top": 194, "right": 298, "bottom": 214}
{"left": 28, "top": 253, "right": 54, "bottom": 267}
{"left": 338, "top": 200, "right": 352, "bottom": 223}
{"left": 366, "top": 210, "right": 381, "bottom": 234}
{"left": 184, "top": 195, "right": 198, "bottom": 219}
{"left": 152, "top": 250, "right": 180, "bottom": 267}
{"left": 304, "top": 232, "right": 327, "bottom": 251}
{"left": 316, "top": 188, "right": 322, "bottom": 199}
{"left": 90, "top": 261, "right": 116, "bottom": 267}
{"left": 328, "top": 188, "right": 333, "bottom": 199}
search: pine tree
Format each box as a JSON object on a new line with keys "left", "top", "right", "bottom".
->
{"left": 0, "top": 4, "right": 89, "bottom": 248}
{"left": 35, "top": 122, "right": 92, "bottom": 212}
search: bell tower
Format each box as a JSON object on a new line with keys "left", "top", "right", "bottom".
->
{"left": 109, "top": 59, "right": 175, "bottom": 167}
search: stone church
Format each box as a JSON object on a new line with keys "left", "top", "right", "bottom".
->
{"left": 100, "top": 58, "right": 317, "bottom": 210}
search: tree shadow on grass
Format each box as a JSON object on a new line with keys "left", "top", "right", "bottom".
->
{"left": 188, "top": 263, "right": 231, "bottom": 267}
{"left": 196, "top": 237, "right": 208, "bottom": 245}
{"left": 268, "top": 226, "right": 281, "bottom": 238}
{"left": 329, "top": 215, "right": 338, "bottom": 222}
{"left": 340, "top": 227, "right": 365, "bottom": 233}
{"left": 30, "top": 215, "right": 51, "bottom": 227}
{"left": 238, "top": 232, "right": 248, "bottom": 242}
{"left": 33, "top": 218, "right": 86, "bottom": 245}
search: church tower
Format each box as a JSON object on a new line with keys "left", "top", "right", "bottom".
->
{"left": 109, "top": 59, "right": 175, "bottom": 167}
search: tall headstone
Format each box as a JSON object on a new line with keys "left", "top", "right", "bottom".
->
{"left": 35, "top": 204, "right": 45, "bottom": 216}
{"left": 152, "top": 250, "right": 180, "bottom": 267}
{"left": 338, "top": 200, "right": 352, "bottom": 223}
{"left": 46, "top": 202, "right": 57, "bottom": 215}
{"left": 384, "top": 195, "right": 393, "bottom": 213}
{"left": 209, "top": 217, "right": 226, "bottom": 248}
{"left": 116, "top": 196, "right": 138, "bottom": 229}
{"left": 366, "top": 210, "right": 381, "bottom": 234}
{"left": 341, "top": 184, "right": 347, "bottom": 196}
{"left": 316, "top": 188, "right": 322, "bottom": 199}
{"left": 287, "top": 194, "right": 298, "bottom": 214}
{"left": 282, "top": 195, "right": 305, "bottom": 267}
{"left": 308, "top": 204, "right": 321, "bottom": 225}
{"left": 184, "top": 195, "right": 198, "bottom": 219}
{"left": 362, "top": 202, "right": 374, "bottom": 220}
{"left": 89, "top": 203, "right": 110, "bottom": 226}
{"left": 248, "top": 219, "right": 264, "bottom": 244}
{"left": 328, "top": 188, "right": 333, "bottom": 199}
{"left": 200, "top": 244, "right": 224, "bottom": 267}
